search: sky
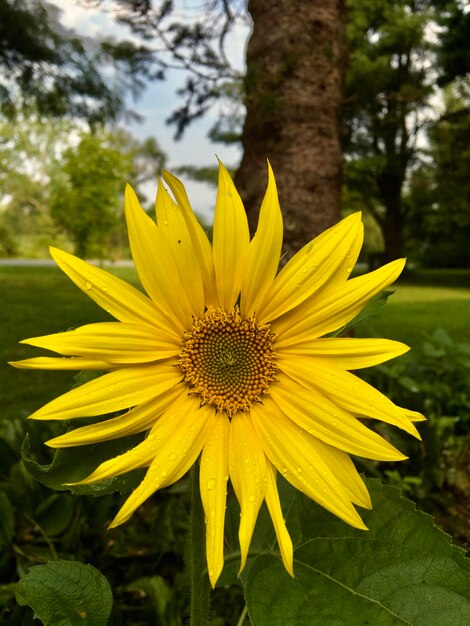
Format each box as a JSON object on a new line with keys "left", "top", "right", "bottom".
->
{"left": 49, "top": 0, "right": 251, "bottom": 219}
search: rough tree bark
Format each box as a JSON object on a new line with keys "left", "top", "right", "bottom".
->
{"left": 234, "top": 0, "right": 346, "bottom": 257}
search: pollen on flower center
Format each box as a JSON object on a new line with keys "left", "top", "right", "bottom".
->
{"left": 178, "top": 307, "right": 277, "bottom": 416}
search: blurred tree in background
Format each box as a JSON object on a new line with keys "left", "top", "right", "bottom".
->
{"left": 0, "top": 115, "right": 73, "bottom": 256}
{"left": 424, "top": 82, "right": 470, "bottom": 267}
{"left": 0, "top": 0, "right": 126, "bottom": 123}
{"left": 344, "top": 0, "right": 435, "bottom": 263}
{"left": 406, "top": 80, "right": 470, "bottom": 267}
{"left": 343, "top": 0, "right": 469, "bottom": 265}
{"left": 50, "top": 129, "right": 166, "bottom": 258}
{"left": 50, "top": 132, "right": 132, "bottom": 259}
{"left": 0, "top": 115, "right": 166, "bottom": 258}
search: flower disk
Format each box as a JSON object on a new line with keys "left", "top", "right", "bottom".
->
{"left": 179, "top": 307, "right": 277, "bottom": 416}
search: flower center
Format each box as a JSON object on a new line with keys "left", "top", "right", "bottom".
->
{"left": 178, "top": 307, "right": 277, "bottom": 416}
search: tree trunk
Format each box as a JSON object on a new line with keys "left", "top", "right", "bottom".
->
{"left": 382, "top": 201, "right": 405, "bottom": 263}
{"left": 234, "top": 0, "right": 346, "bottom": 258}
{"left": 377, "top": 159, "right": 407, "bottom": 262}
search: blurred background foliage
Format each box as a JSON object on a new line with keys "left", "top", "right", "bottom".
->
{"left": 0, "top": 116, "right": 166, "bottom": 258}
{"left": 0, "top": 0, "right": 469, "bottom": 624}
{"left": 0, "top": 0, "right": 469, "bottom": 265}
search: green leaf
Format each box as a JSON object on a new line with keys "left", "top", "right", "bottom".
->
{"left": 15, "top": 560, "right": 113, "bottom": 626}
{"left": 35, "top": 493, "right": 76, "bottom": 536}
{"left": 432, "top": 327, "right": 453, "bottom": 348}
{"left": 242, "top": 478, "right": 470, "bottom": 625}
{"left": 422, "top": 341, "right": 446, "bottom": 358}
{"left": 125, "top": 575, "right": 180, "bottom": 626}
{"left": 21, "top": 433, "right": 145, "bottom": 496}
{"left": 0, "top": 491, "right": 14, "bottom": 549}
{"left": 343, "top": 288, "right": 396, "bottom": 332}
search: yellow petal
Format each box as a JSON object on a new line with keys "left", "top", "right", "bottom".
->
{"left": 29, "top": 364, "right": 181, "bottom": 420}
{"left": 256, "top": 212, "right": 363, "bottom": 324}
{"left": 124, "top": 184, "right": 194, "bottom": 330}
{"left": 273, "top": 258, "right": 406, "bottom": 343}
{"left": 251, "top": 399, "right": 367, "bottom": 530}
{"left": 278, "top": 337, "right": 409, "bottom": 369}
{"left": 264, "top": 460, "right": 294, "bottom": 577}
{"left": 270, "top": 375, "right": 407, "bottom": 461}
{"left": 9, "top": 357, "right": 116, "bottom": 370}
{"left": 213, "top": 161, "right": 250, "bottom": 310}
{"left": 155, "top": 180, "right": 205, "bottom": 318}
{"left": 21, "top": 322, "right": 180, "bottom": 364}
{"left": 309, "top": 443, "right": 372, "bottom": 509}
{"left": 313, "top": 212, "right": 364, "bottom": 293}
{"left": 199, "top": 412, "right": 230, "bottom": 587}
{"left": 75, "top": 394, "right": 197, "bottom": 486}
{"left": 109, "top": 399, "right": 214, "bottom": 527}
{"left": 162, "top": 169, "right": 218, "bottom": 307}
{"left": 279, "top": 355, "right": 421, "bottom": 438}
{"left": 404, "top": 409, "right": 426, "bottom": 422}
{"left": 46, "top": 385, "right": 186, "bottom": 448}
{"left": 240, "top": 162, "right": 283, "bottom": 317}
{"left": 49, "top": 247, "right": 178, "bottom": 339}
{"left": 229, "top": 411, "right": 267, "bottom": 574}
{"left": 70, "top": 435, "right": 157, "bottom": 485}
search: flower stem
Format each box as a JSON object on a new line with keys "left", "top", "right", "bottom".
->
{"left": 189, "top": 463, "right": 211, "bottom": 626}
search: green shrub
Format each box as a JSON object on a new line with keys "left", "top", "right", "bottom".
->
{"left": 360, "top": 327, "right": 470, "bottom": 510}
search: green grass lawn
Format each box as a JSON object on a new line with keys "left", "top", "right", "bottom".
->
{"left": 356, "top": 278, "right": 470, "bottom": 348}
{"left": 2, "top": 264, "right": 470, "bottom": 424}
{"left": 1, "top": 265, "right": 138, "bottom": 423}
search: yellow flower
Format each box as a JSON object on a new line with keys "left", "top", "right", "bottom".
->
{"left": 11, "top": 163, "right": 424, "bottom": 587}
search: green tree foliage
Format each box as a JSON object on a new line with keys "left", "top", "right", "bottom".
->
{"left": 49, "top": 133, "right": 132, "bottom": 259}
{"left": 0, "top": 0, "right": 131, "bottom": 123}
{"left": 344, "top": 0, "right": 435, "bottom": 262}
{"left": 344, "top": 0, "right": 469, "bottom": 264}
{"left": 0, "top": 114, "right": 73, "bottom": 255}
{"left": 0, "top": 114, "right": 166, "bottom": 258}
{"left": 50, "top": 129, "right": 166, "bottom": 258}
{"left": 407, "top": 81, "right": 470, "bottom": 267}
{"left": 92, "top": 0, "right": 246, "bottom": 138}
{"left": 435, "top": 0, "right": 470, "bottom": 83}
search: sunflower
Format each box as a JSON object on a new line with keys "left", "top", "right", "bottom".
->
{"left": 11, "top": 163, "right": 424, "bottom": 587}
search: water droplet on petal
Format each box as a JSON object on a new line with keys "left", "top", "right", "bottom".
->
{"left": 85, "top": 282, "right": 92, "bottom": 290}
{"left": 206, "top": 478, "right": 216, "bottom": 490}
